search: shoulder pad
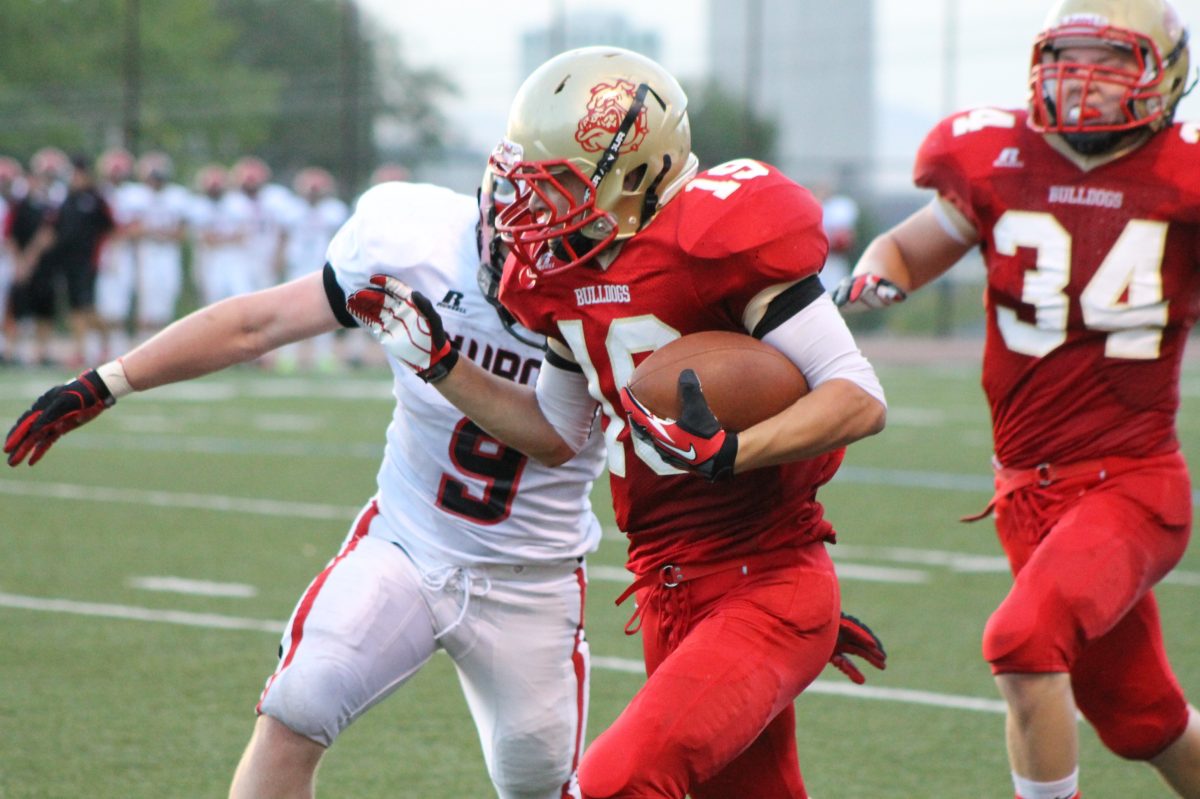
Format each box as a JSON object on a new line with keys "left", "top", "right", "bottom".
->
{"left": 672, "top": 160, "right": 824, "bottom": 266}
{"left": 331, "top": 183, "right": 475, "bottom": 279}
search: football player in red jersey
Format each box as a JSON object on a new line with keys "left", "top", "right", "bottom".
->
{"left": 346, "top": 47, "right": 889, "bottom": 799}
{"left": 835, "top": 1, "right": 1200, "bottom": 797}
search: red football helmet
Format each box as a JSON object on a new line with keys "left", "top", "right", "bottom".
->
{"left": 30, "top": 147, "right": 70, "bottom": 180}
{"left": 293, "top": 167, "right": 336, "bottom": 199}
{"left": 98, "top": 148, "right": 135, "bottom": 183}
{"left": 231, "top": 156, "right": 272, "bottom": 191}
{"left": 137, "top": 151, "right": 174, "bottom": 183}
{"left": 194, "top": 164, "right": 227, "bottom": 196}
{"left": 0, "top": 155, "right": 23, "bottom": 185}
{"left": 1029, "top": 0, "right": 1192, "bottom": 144}
{"left": 369, "top": 162, "right": 411, "bottom": 186}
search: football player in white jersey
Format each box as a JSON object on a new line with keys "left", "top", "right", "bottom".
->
{"left": 187, "top": 164, "right": 257, "bottom": 307}
{"left": 5, "top": 172, "right": 607, "bottom": 799}
{"left": 275, "top": 167, "right": 349, "bottom": 372}
{"left": 94, "top": 147, "right": 142, "bottom": 359}
{"left": 133, "top": 152, "right": 190, "bottom": 340}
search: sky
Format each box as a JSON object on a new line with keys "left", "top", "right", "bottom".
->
{"left": 358, "top": 0, "right": 1200, "bottom": 178}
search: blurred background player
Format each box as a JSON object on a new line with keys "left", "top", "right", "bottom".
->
{"left": 94, "top": 147, "right": 141, "bottom": 359}
{"left": 187, "top": 163, "right": 255, "bottom": 307}
{"left": 132, "top": 151, "right": 190, "bottom": 341}
{"left": 814, "top": 180, "right": 860, "bottom": 293}
{"left": 0, "top": 155, "right": 26, "bottom": 364}
{"left": 835, "top": 1, "right": 1200, "bottom": 797}
{"left": 47, "top": 154, "right": 115, "bottom": 367}
{"left": 275, "top": 166, "right": 348, "bottom": 372}
{"left": 230, "top": 155, "right": 290, "bottom": 294}
{"left": 368, "top": 161, "right": 412, "bottom": 186}
{"left": 6, "top": 148, "right": 68, "bottom": 366}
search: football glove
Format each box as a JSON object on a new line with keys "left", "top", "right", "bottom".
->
{"left": 829, "top": 612, "right": 887, "bottom": 685}
{"left": 345, "top": 274, "right": 459, "bottom": 383}
{"left": 831, "top": 273, "right": 907, "bottom": 311}
{"left": 619, "top": 369, "right": 737, "bottom": 482}
{"left": 5, "top": 369, "right": 115, "bottom": 466}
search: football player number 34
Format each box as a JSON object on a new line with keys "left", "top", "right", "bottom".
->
{"left": 993, "top": 210, "right": 1168, "bottom": 360}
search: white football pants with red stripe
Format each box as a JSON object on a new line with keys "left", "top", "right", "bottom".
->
{"left": 257, "top": 503, "right": 590, "bottom": 799}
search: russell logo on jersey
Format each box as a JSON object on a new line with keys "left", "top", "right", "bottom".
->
{"left": 437, "top": 290, "right": 467, "bottom": 314}
{"left": 993, "top": 147, "right": 1025, "bottom": 168}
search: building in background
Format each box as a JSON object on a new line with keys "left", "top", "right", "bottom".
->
{"left": 707, "top": 0, "right": 875, "bottom": 195}
{"left": 519, "top": 12, "right": 661, "bottom": 83}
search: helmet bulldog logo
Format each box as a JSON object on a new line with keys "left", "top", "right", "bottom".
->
{"left": 575, "top": 80, "right": 649, "bottom": 153}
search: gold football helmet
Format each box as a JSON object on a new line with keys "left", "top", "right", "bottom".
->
{"left": 1029, "top": 0, "right": 1192, "bottom": 149}
{"left": 492, "top": 46, "right": 697, "bottom": 275}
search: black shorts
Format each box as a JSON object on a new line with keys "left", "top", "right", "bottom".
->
{"left": 9, "top": 261, "right": 56, "bottom": 321}
{"left": 58, "top": 256, "right": 97, "bottom": 310}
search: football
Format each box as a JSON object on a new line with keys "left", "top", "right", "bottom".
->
{"left": 626, "top": 331, "right": 809, "bottom": 432}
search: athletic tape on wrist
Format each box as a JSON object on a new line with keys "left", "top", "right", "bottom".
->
{"left": 96, "top": 359, "right": 135, "bottom": 399}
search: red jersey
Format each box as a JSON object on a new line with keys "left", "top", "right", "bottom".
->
{"left": 500, "top": 159, "right": 842, "bottom": 575}
{"left": 916, "top": 108, "right": 1200, "bottom": 468}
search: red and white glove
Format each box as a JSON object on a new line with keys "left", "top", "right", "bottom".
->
{"left": 5, "top": 369, "right": 115, "bottom": 466}
{"left": 829, "top": 612, "right": 887, "bottom": 685}
{"left": 619, "top": 369, "right": 737, "bottom": 482}
{"left": 832, "top": 273, "right": 907, "bottom": 312}
{"left": 346, "top": 274, "right": 459, "bottom": 383}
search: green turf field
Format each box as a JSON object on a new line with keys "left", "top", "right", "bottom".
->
{"left": 2, "top": 354, "right": 1199, "bottom": 798}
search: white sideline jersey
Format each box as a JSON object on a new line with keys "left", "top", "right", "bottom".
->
{"left": 326, "top": 182, "right": 606, "bottom": 570}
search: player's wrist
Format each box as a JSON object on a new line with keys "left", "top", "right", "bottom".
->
{"left": 417, "top": 345, "right": 459, "bottom": 384}
{"left": 95, "top": 358, "right": 135, "bottom": 400}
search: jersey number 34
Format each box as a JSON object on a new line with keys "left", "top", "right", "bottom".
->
{"left": 993, "top": 210, "right": 1168, "bottom": 360}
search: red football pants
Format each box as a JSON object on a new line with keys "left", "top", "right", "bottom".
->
{"left": 578, "top": 541, "right": 839, "bottom": 799}
{"left": 983, "top": 451, "right": 1193, "bottom": 759}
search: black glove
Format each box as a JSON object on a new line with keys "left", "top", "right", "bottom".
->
{"left": 5, "top": 370, "right": 115, "bottom": 466}
{"left": 829, "top": 612, "right": 887, "bottom": 684}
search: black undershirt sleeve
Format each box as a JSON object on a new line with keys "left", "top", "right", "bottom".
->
{"left": 750, "top": 274, "right": 826, "bottom": 339}
{"left": 544, "top": 347, "right": 584, "bottom": 373}
{"left": 322, "top": 263, "right": 360, "bottom": 329}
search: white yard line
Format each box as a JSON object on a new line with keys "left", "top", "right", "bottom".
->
{"left": 4, "top": 479, "right": 1199, "bottom": 585}
{"left": 0, "top": 479, "right": 360, "bottom": 520}
{"left": 0, "top": 590, "right": 1006, "bottom": 715}
{"left": 128, "top": 576, "right": 258, "bottom": 598}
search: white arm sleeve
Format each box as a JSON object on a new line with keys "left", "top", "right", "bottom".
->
{"left": 762, "top": 293, "right": 887, "bottom": 407}
{"left": 931, "top": 195, "right": 979, "bottom": 246}
{"left": 534, "top": 349, "right": 599, "bottom": 454}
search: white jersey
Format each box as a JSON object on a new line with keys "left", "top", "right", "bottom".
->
{"left": 136, "top": 183, "right": 190, "bottom": 263}
{"left": 281, "top": 195, "right": 348, "bottom": 280}
{"left": 241, "top": 183, "right": 292, "bottom": 290}
{"left": 326, "top": 182, "right": 606, "bottom": 570}
{"left": 188, "top": 191, "right": 258, "bottom": 304}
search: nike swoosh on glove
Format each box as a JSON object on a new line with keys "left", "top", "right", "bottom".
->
{"left": 5, "top": 370, "right": 115, "bottom": 466}
{"left": 829, "top": 612, "right": 887, "bottom": 684}
{"left": 619, "top": 369, "right": 737, "bottom": 482}
{"left": 346, "top": 274, "right": 459, "bottom": 383}
{"left": 832, "top": 273, "right": 907, "bottom": 312}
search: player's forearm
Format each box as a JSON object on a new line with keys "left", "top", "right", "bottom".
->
{"left": 854, "top": 203, "right": 975, "bottom": 292}
{"left": 434, "top": 359, "right": 578, "bottom": 466}
{"left": 734, "top": 378, "right": 886, "bottom": 471}
{"left": 121, "top": 274, "right": 336, "bottom": 391}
